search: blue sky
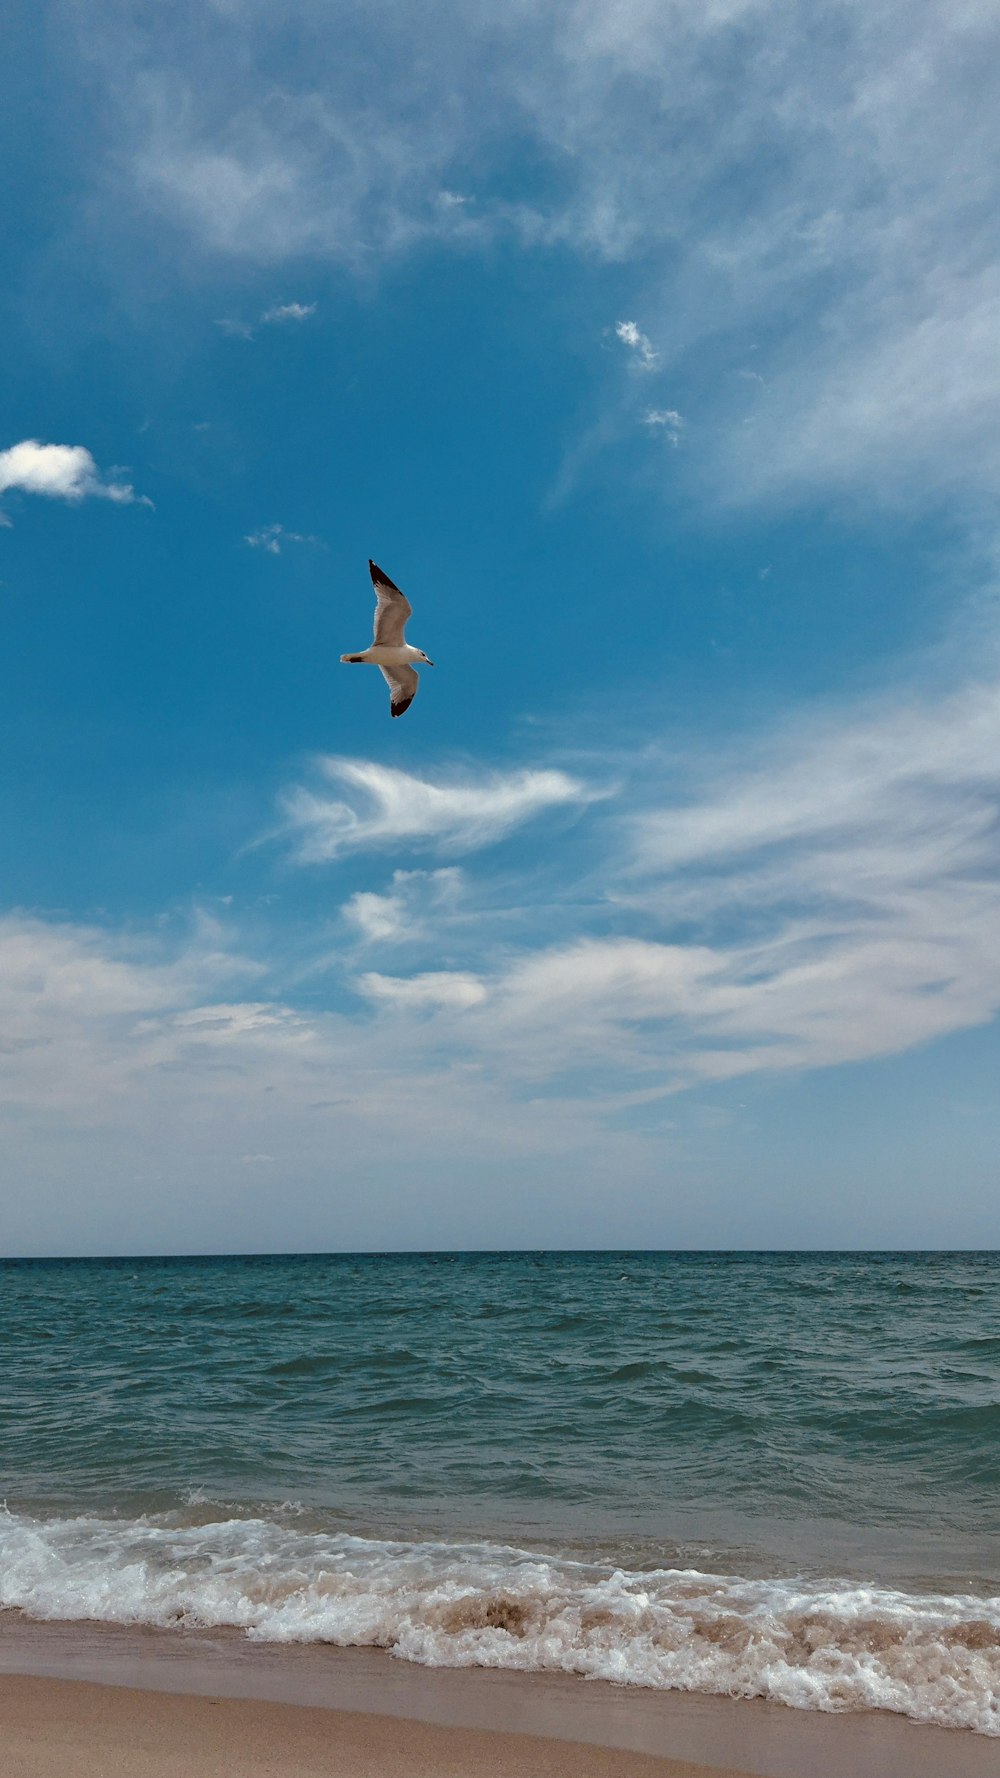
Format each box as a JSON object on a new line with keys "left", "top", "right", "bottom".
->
{"left": 2, "top": 0, "right": 999, "bottom": 1254}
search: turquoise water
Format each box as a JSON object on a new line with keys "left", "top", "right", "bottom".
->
{"left": 1, "top": 1251, "right": 998, "bottom": 1729}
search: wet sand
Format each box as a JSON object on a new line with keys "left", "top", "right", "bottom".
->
{"left": 1, "top": 1674, "right": 745, "bottom": 1778}
{"left": 1, "top": 1615, "right": 997, "bottom": 1778}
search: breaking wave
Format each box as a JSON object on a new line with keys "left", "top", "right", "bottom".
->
{"left": 1, "top": 1505, "right": 997, "bottom": 1735}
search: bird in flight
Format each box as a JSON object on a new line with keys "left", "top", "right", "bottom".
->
{"left": 340, "top": 561, "right": 434, "bottom": 718}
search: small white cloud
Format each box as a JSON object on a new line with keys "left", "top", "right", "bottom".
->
{"left": 260, "top": 301, "right": 316, "bottom": 323}
{"left": 0, "top": 440, "right": 150, "bottom": 508}
{"left": 436, "top": 190, "right": 468, "bottom": 210}
{"left": 642, "top": 408, "right": 684, "bottom": 445}
{"left": 342, "top": 867, "right": 465, "bottom": 946}
{"left": 246, "top": 523, "right": 283, "bottom": 555}
{"left": 615, "top": 320, "right": 659, "bottom": 370}
{"left": 343, "top": 890, "right": 409, "bottom": 945}
{"left": 245, "top": 522, "right": 319, "bottom": 555}
{"left": 241, "top": 1152, "right": 275, "bottom": 1164}
{"left": 214, "top": 300, "right": 316, "bottom": 339}
{"left": 284, "top": 759, "right": 592, "bottom": 862}
{"left": 357, "top": 970, "right": 487, "bottom": 1010}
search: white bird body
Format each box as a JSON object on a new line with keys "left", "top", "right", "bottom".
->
{"left": 352, "top": 642, "right": 426, "bottom": 667}
{"left": 340, "top": 561, "right": 433, "bottom": 718}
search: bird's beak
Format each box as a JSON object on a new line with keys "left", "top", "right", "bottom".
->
{"left": 425, "top": 658, "right": 435, "bottom": 667}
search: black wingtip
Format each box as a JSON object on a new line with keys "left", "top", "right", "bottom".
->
{"left": 390, "top": 696, "right": 414, "bottom": 719}
{"left": 369, "top": 559, "right": 401, "bottom": 592}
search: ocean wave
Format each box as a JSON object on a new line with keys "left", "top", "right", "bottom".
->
{"left": 1, "top": 1506, "right": 998, "bottom": 1734}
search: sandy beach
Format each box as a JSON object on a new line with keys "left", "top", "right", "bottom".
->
{"left": 2, "top": 1673, "right": 745, "bottom": 1778}
{"left": 2, "top": 1616, "right": 998, "bottom": 1778}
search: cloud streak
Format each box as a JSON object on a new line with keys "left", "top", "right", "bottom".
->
{"left": 282, "top": 758, "right": 591, "bottom": 861}
{"left": 495, "top": 671, "right": 1000, "bottom": 1085}
{"left": 218, "top": 301, "right": 317, "bottom": 340}
{"left": 260, "top": 300, "right": 316, "bottom": 324}
{"left": 323, "top": 664, "right": 1000, "bottom": 1092}
{"left": 357, "top": 969, "right": 487, "bottom": 1009}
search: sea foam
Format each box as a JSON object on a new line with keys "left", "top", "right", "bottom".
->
{"left": 1, "top": 1506, "right": 998, "bottom": 1735}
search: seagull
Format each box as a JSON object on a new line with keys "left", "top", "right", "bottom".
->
{"left": 340, "top": 560, "right": 434, "bottom": 718}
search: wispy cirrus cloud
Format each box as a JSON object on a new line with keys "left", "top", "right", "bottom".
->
{"left": 265, "top": 634, "right": 1000, "bottom": 1100}
{"left": 734, "top": 267, "right": 1000, "bottom": 507}
{"left": 282, "top": 758, "right": 592, "bottom": 861}
{"left": 483, "top": 668, "right": 1000, "bottom": 1086}
{"left": 325, "top": 656, "right": 1000, "bottom": 1092}
{"left": 74, "top": 0, "right": 1000, "bottom": 511}
{"left": 0, "top": 440, "right": 151, "bottom": 510}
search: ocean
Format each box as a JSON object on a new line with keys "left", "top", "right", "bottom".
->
{"left": 1, "top": 1250, "right": 997, "bottom": 1734}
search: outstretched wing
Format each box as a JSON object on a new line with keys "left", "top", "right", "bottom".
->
{"left": 379, "top": 662, "right": 419, "bottom": 719}
{"left": 370, "top": 559, "right": 412, "bottom": 646}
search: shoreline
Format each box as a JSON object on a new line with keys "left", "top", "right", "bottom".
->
{"left": 1, "top": 1614, "right": 997, "bottom": 1778}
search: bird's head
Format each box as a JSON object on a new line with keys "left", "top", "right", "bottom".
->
{"left": 418, "top": 651, "right": 435, "bottom": 666}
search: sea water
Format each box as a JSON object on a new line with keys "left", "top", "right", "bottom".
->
{"left": 1, "top": 1251, "right": 997, "bottom": 1732}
